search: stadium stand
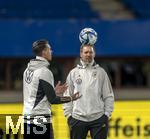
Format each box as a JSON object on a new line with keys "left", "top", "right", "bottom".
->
{"left": 0, "top": 0, "right": 99, "bottom": 19}
{"left": 122, "top": 0, "right": 150, "bottom": 18}
{"left": 0, "top": 20, "right": 150, "bottom": 57}
{"left": 91, "top": 0, "right": 135, "bottom": 19}
{"left": 0, "top": 0, "right": 150, "bottom": 91}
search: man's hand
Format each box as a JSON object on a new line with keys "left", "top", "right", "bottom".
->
{"left": 71, "top": 92, "right": 82, "bottom": 101}
{"left": 55, "top": 81, "right": 68, "bottom": 96}
{"left": 60, "top": 92, "right": 82, "bottom": 102}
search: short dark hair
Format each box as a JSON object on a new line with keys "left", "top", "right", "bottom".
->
{"left": 80, "top": 44, "right": 95, "bottom": 52}
{"left": 32, "top": 39, "right": 49, "bottom": 56}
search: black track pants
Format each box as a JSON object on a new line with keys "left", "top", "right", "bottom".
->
{"left": 68, "top": 115, "right": 108, "bottom": 139}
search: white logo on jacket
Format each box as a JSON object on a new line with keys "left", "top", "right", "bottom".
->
{"left": 25, "top": 69, "right": 34, "bottom": 84}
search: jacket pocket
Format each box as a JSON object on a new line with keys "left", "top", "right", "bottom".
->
{"left": 101, "top": 114, "right": 108, "bottom": 124}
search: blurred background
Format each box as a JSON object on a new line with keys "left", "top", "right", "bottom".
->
{"left": 0, "top": 0, "right": 150, "bottom": 139}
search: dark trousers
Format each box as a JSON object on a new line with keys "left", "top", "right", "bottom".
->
{"left": 24, "top": 123, "right": 54, "bottom": 139}
{"left": 68, "top": 115, "right": 108, "bottom": 139}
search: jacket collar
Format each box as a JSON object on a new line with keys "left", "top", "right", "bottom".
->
{"left": 77, "top": 59, "right": 99, "bottom": 69}
{"left": 36, "top": 56, "right": 48, "bottom": 62}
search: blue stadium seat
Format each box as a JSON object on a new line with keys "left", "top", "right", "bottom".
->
{"left": 122, "top": 0, "right": 150, "bottom": 18}
{"left": 0, "top": 0, "right": 99, "bottom": 19}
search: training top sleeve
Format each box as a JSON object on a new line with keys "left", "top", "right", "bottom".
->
{"left": 102, "top": 71, "right": 114, "bottom": 117}
{"left": 40, "top": 68, "right": 72, "bottom": 104}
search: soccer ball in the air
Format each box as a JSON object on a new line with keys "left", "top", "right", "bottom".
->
{"left": 79, "top": 28, "right": 97, "bottom": 45}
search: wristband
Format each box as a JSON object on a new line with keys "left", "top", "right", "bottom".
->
{"left": 70, "top": 96, "right": 73, "bottom": 101}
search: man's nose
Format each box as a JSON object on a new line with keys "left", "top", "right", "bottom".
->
{"left": 87, "top": 53, "right": 91, "bottom": 56}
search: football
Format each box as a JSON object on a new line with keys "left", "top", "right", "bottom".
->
{"left": 79, "top": 28, "right": 97, "bottom": 45}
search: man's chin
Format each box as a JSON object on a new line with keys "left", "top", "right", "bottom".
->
{"left": 85, "top": 61, "right": 91, "bottom": 64}
{"left": 86, "top": 60, "right": 92, "bottom": 63}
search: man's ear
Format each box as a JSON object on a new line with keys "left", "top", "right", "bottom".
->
{"left": 41, "top": 49, "right": 46, "bottom": 57}
{"left": 93, "top": 51, "right": 96, "bottom": 58}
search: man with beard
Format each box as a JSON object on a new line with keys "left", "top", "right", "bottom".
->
{"left": 63, "top": 44, "right": 114, "bottom": 139}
